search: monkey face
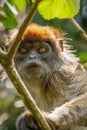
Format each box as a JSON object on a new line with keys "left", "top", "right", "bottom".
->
{"left": 14, "top": 41, "right": 53, "bottom": 87}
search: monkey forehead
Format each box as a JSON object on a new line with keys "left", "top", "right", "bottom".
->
{"left": 22, "top": 23, "right": 62, "bottom": 42}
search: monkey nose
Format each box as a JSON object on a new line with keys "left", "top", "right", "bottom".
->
{"left": 29, "top": 55, "right": 36, "bottom": 59}
{"left": 29, "top": 53, "right": 37, "bottom": 59}
{"left": 29, "top": 51, "right": 37, "bottom": 59}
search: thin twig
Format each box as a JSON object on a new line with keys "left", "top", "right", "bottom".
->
{"left": 8, "top": 0, "right": 41, "bottom": 60}
{"left": 68, "top": 18, "right": 87, "bottom": 44}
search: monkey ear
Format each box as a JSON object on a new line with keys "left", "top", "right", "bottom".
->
{"left": 58, "top": 39, "right": 63, "bottom": 51}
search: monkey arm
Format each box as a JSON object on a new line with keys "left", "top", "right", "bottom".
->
{"left": 47, "top": 93, "right": 87, "bottom": 129}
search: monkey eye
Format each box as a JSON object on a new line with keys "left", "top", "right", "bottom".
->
{"left": 38, "top": 47, "right": 47, "bottom": 54}
{"left": 19, "top": 47, "right": 28, "bottom": 54}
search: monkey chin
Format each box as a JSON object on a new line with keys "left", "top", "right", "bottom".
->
{"left": 27, "top": 66, "right": 42, "bottom": 75}
{"left": 26, "top": 63, "right": 42, "bottom": 73}
{"left": 24, "top": 65, "right": 45, "bottom": 80}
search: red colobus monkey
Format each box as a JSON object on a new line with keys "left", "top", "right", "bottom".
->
{"left": 14, "top": 24, "right": 87, "bottom": 130}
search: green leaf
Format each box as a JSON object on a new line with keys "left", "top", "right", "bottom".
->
{"left": 7, "top": 0, "right": 14, "bottom": 5}
{"left": 1, "top": 4, "right": 18, "bottom": 29}
{"left": 14, "top": 0, "right": 27, "bottom": 10}
{"left": 35, "top": 0, "right": 80, "bottom": 20}
{"left": 77, "top": 52, "right": 87, "bottom": 63}
{"left": 83, "top": 62, "right": 87, "bottom": 67}
{"left": 8, "top": 0, "right": 27, "bottom": 10}
{"left": 76, "top": 52, "right": 87, "bottom": 67}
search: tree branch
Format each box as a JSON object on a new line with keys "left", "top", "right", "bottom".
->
{"left": 8, "top": 0, "right": 41, "bottom": 60}
{"left": 0, "top": 59, "right": 51, "bottom": 130}
{"left": 0, "top": 0, "right": 51, "bottom": 130}
{"left": 68, "top": 18, "right": 87, "bottom": 44}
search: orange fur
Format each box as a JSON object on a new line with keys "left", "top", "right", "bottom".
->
{"left": 22, "top": 24, "right": 62, "bottom": 42}
{"left": 22, "top": 23, "right": 63, "bottom": 52}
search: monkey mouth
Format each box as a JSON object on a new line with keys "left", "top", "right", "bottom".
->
{"left": 27, "top": 62, "right": 41, "bottom": 68}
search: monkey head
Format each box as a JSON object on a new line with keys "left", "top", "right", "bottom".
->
{"left": 14, "top": 24, "right": 64, "bottom": 88}
{"left": 14, "top": 23, "right": 85, "bottom": 101}
{"left": 14, "top": 23, "right": 86, "bottom": 109}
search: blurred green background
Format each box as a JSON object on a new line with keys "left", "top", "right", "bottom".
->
{"left": 0, "top": 0, "right": 87, "bottom": 130}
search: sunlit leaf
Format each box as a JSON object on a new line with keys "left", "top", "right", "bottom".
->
{"left": 77, "top": 52, "right": 87, "bottom": 63}
{"left": 83, "top": 62, "right": 87, "bottom": 67}
{"left": 32, "top": 0, "right": 80, "bottom": 20}
{"left": 1, "top": 4, "right": 18, "bottom": 29}
{"left": 14, "top": 0, "right": 27, "bottom": 10}
{"left": 8, "top": 0, "right": 27, "bottom": 10}
{"left": 7, "top": 0, "right": 14, "bottom": 5}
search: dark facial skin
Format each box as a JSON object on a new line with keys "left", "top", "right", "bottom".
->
{"left": 14, "top": 41, "right": 56, "bottom": 89}
{"left": 15, "top": 41, "right": 52, "bottom": 64}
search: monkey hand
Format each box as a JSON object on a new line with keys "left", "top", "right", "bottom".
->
{"left": 16, "top": 111, "right": 57, "bottom": 130}
{"left": 16, "top": 111, "right": 40, "bottom": 130}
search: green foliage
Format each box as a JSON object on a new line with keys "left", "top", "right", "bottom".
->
{"left": 1, "top": 4, "right": 18, "bottom": 29}
{"left": 77, "top": 52, "right": 87, "bottom": 66}
{"left": 0, "top": 0, "right": 81, "bottom": 28}
{"left": 0, "top": 88, "right": 23, "bottom": 130}
{"left": 0, "top": 0, "right": 27, "bottom": 29}
{"left": 7, "top": 0, "right": 27, "bottom": 11}
{"left": 32, "top": 0, "right": 81, "bottom": 20}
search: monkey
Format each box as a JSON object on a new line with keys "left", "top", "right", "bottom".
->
{"left": 14, "top": 23, "right": 87, "bottom": 130}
